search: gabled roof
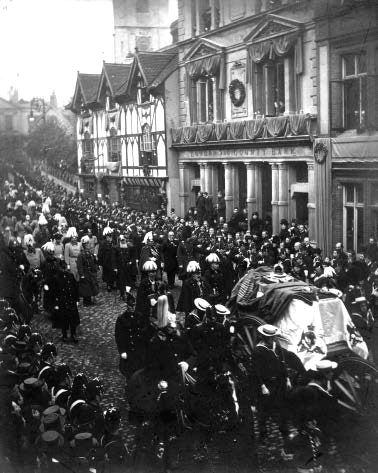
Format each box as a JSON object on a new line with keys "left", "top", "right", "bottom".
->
{"left": 98, "top": 62, "right": 132, "bottom": 100}
{"left": 183, "top": 38, "right": 225, "bottom": 62}
{"left": 72, "top": 73, "right": 101, "bottom": 111}
{"left": 133, "top": 50, "right": 177, "bottom": 89}
{"left": 149, "top": 54, "right": 178, "bottom": 90}
{"left": 244, "top": 14, "right": 303, "bottom": 43}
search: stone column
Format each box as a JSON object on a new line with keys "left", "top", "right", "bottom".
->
{"left": 204, "top": 163, "right": 212, "bottom": 196}
{"left": 255, "top": 164, "right": 263, "bottom": 217}
{"left": 270, "top": 163, "right": 279, "bottom": 234}
{"left": 307, "top": 161, "right": 317, "bottom": 245}
{"left": 199, "top": 162, "right": 206, "bottom": 193}
{"left": 223, "top": 162, "right": 233, "bottom": 220}
{"left": 278, "top": 162, "right": 289, "bottom": 224}
{"left": 209, "top": 163, "right": 218, "bottom": 202}
{"left": 246, "top": 162, "right": 257, "bottom": 222}
{"left": 284, "top": 56, "right": 296, "bottom": 114}
{"left": 179, "top": 162, "right": 194, "bottom": 217}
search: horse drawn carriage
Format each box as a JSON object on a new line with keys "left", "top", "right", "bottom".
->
{"left": 227, "top": 266, "right": 378, "bottom": 417}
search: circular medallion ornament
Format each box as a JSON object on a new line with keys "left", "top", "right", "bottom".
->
{"left": 314, "top": 142, "right": 328, "bottom": 164}
{"left": 228, "top": 79, "right": 246, "bottom": 108}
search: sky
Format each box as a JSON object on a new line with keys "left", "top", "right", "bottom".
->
{"left": 0, "top": 0, "right": 115, "bottom": 106}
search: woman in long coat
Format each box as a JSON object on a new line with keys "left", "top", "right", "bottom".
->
{"left": 64, "top": 227, "right": 81, "bottom": 281}
{"left": 77, "top": 235, "right": 99, "bottom": 306}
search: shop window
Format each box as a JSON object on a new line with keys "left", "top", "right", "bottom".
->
{"left": 108, "top": 128, "right": 121, "bottom": 162}
{"left": 82, "top": 131, "right": 94, "bottom": 156}
{"left": 343, "top": 52, "right": 367, "bottom": 130}
{"left": 343, "top": 183, "right": 365, "bottom": 252}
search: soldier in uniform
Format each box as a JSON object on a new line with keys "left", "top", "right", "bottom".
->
{"left": 135, "top": 260, "right": 159, "bottom": 327}
{"left": 176, "top": 261, "right": 204, "bottom": 318}
{"left": 97, "top": 227, "right": 116, "bottom": 292}
{"left": 161, "top": 231, "right": 179, "bottom": 289}
{"left": 202, "top": 253, "right": 227, "bottom": 305}
{"left": 114, "top": 234, "right": 137, "bottom": 300}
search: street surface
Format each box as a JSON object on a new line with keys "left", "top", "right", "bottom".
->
{"left": 21, "top": 279, "right": 378, "bottom": 473}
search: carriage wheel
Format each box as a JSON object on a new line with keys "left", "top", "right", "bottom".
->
{"left": 235, "top": 314, "right": 265, "bottom": 355}
{"left": 332, "top": 357, "right": 378, "bottom": 415}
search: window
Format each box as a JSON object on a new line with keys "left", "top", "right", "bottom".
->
{"left": 342, "top": 52, "right": 367, "bottom": 130}
{"left": 191, "top": 75, "right": 217, "bottom": 123}
{"left": 5, "top": 115, "right": 13, "bottom": 131}
{"left": 255, "top": 57, "right": 286, "bottom": 116}
{"left": 108, "top": 128, "right": 121, "bottom": 162}
{"left": 191, "top": 0, "right": 220, "bottom": 35}
{"left": 140, "top": 123, "right": 157, "bottom": 167}
{"left": 82, "top": 131, "right": 94, "bottom": 156}
{"left": 343, "top": 183, "right": 365, "bottom": 252}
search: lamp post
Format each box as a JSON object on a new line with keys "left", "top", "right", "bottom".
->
{"left": 28, "top": 97, "right": 46, "bottom": 124}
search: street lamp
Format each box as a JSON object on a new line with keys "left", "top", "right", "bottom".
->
{"left": 28, "top": 97, "right": 46, "bottom": 124}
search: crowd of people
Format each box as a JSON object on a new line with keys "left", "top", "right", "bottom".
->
{"left": 1, "top": 163, "right": 378, "bottom": 472}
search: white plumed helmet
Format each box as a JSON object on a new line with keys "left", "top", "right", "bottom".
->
{"left": 143, "top": 231, "right": 153, "bottom": 244}
{"left": 28, "top": 200, "right": 36, "bottom": 208}
{"left": 81, "top": 235, "right": 90, "bottom": 244}
{"left": 206, "top": 253, "right": 220, "bottom": 263}
{"left": 24, "top": 234, "right": 35, "bottom": 246}
{"left": 186, "top": 261, "right": 201, "bottom": 273}
{"left": 42, "top": 241, "right": 55, "bottom": 253}
{"left": 42, "top": 203, "right": 50, "bottom": 214}
{"left": 66, "top": 227, "right": 78, "bottom": 238}
{"left": 54, "top": 213, "right": 62, "bottom": 221}
{"left": 44, "top": 197, "right": 52, "bottom": 206}
{"left": 38, "top": 214, "right": 48, "bottom": 225}
{"left": 15, "top": 200, "right": 23, "bottom": 207}
{"left": 103, "top": 226, "right": 113, "bottom": 236}
{"left": 143, "top": 260, "right": 157, "bottom": 272}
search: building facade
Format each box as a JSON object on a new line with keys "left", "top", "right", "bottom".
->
{"left": 112, "top": 0, "right": 177, "bottom": 62}
{"left": 172, "top": 0, "right": 378, "bottom": 254}
{"left": 72, "top": 50, "right": 180, "bottom": 213}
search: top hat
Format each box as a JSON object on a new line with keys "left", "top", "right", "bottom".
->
{"left": 40, "top": 430, "right": 64, "bottom": 447}
{"left": 257, "top": 324, "right": 281, "bottom": 337}
{"left": 19, "top": 377, "right": 44, "bottom": 392}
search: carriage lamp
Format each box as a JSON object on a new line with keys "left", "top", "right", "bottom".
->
{"left": 158, "top": 380, "right": 168, "bottom": 391}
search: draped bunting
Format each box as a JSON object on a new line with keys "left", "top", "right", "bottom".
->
{"left": 264, "top": 116, "right": 287, "bottom": 137}
{"left": 182, "top": 125, "right": 197, "bottom": 143}
{"left": 185, "top": 53, "right": 226, "bottom": 89}
{"left": 248, "top": 32, "right": 299, "bottom": 63}
{"left": 170, "top": 114, "right": 315, "bottom": 144}
{"left": 171, "top": 127, "right": 183, "bottom": 144}
{"left": 196, "top": 123, "right": 214, "bottom": 143}
{"left": 106, "top": 110, "right": 121, "bottom": 131}
{"left": 244, "top": 118, "right": 265, "bottom": 140}
{"left": 228, "top": 121, "right": 245, "bottom": 140}
{"left": 288, "top": 114, "right": 306, "bottom": 136}
{"left": 214, "top": 122, "right": 228, "bottom": 141}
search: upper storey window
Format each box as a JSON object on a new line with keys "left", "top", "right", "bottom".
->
{"left": 343, "top": 52, "right": 367, "bottom": 130}
{"left": 191, "top": 0, "right": 220, "bottom": 36}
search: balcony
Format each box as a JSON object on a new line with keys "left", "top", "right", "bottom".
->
{"left": 171, "top": 114, "right": 317, "bottom": 148}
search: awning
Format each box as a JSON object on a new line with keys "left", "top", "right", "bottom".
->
{"left": 122, "top": 177, "right": 167, "bottom": 187}
{"left": 331, "top": 135, "right": 378, "bottom": 160}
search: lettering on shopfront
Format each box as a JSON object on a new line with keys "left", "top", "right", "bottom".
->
{"left": 182, "top": 147, "right": 310, "bottom": 160}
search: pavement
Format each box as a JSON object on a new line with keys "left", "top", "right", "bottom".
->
{"left": 7, "top": 277, "right": 378, "bottom": 473}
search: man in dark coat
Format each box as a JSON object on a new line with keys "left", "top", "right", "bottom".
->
{"left": 176, "top": 261, "right": 204, "bottom": 316}
{"left": 250, "top": 211, "right": 263, "bottom": 235}
{"left": 161, "top": 231, "right": 178, "bottom": 289}
{"left": 135, "top": 261, "right": 159, "bottom": 327}
{"left": 50, "top": 260, "right": 80, "bottom": 343}
{"left": 98, "top": 228, "right": 116, "bottom": 292}
{"left": 216, "top": 191, "right": 226, "bottom": 220}
{"left": 196, "top": 191, "right": 206, "bottom": 225}
{"left": 114, "top": 235, "right": 138, "bottom": 298}
{"left": 77, "top": 236, "right": 99, "bottom": 306}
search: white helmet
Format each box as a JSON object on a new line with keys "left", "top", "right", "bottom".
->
{"left": 143, "top": 231, "right": 153, "bottom": 244}
{"left": 206, "top": 253, "right": 220, "bottom": 263}
{"left": 24, "top": 234, "right": 35, "bottom": 247}
{"left": 66, "top": 227, "right": 78, "bottom": 239}
{"left": 143, "top": 260, "right": 158, "bottom": 272}
{"left": 42, "top": 241, "right": 55, "bottom": 253}
{"left": 187, "top": 261, "right": 200, "bottom": 273}
{"left": 38, "top": 214, "right": 48, "bottom": 225}
{"left": 103, "top": 226, "right": 113, "bottom": 236}
{"left": 42, "top": 203, "right": 50, "bottom": 214}
{"left": 28, "top": 200, "right": 36, "bottom": 208}
{"left": 81, "top": 235, "right": 90, "bottom": 244}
